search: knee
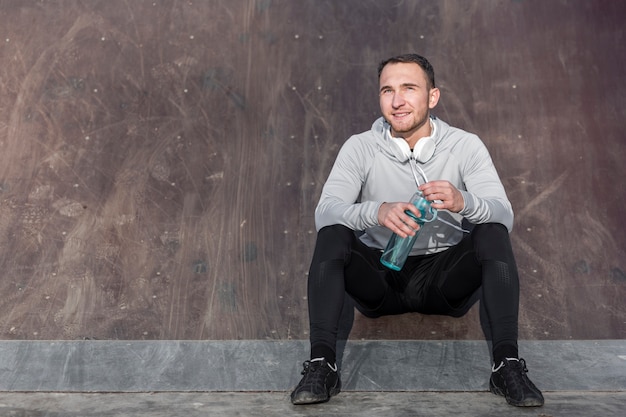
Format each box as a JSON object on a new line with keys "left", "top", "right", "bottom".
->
{"left": 317, "top": 224, "right": 356, "bottom": 246}
{"left": 472, "top": 223, "right": 510, "bottom": 245}
{"left": 313, "top": 225, "right": 357, "bottom": 260}
{"left": 473, "top": 222, "right": 508, "bottom": 236}
{"left": 471, "top": 223, "right": 515, "bottom": 262}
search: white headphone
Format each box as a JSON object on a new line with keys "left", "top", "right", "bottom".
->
{"left": 390, "top": 136, "right": 435, "bottom": 163}
{"left": 387, "top": 118, "right": 437, "bottom": 163}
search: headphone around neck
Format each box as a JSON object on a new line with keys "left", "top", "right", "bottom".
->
{"left": 387, "top": 117, "right": 437, "bottom": 163}
{"left": 390, "top": 136, "right": 436, "bottom": 163}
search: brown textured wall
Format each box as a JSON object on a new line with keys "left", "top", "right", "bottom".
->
{"left": 0, "top": 0, "right": 624, "bottom": 341}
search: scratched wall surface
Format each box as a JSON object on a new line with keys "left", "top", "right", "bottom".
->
{"left": 0, "top": 0, "right": 624, "bottom": 341}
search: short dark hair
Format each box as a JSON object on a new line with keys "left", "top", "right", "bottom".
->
{"left": 377, "top": 54, "right": 436, "bottom": 90}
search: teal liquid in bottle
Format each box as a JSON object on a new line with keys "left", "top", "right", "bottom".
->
{"left": 380, "top": 193, "right": 437, "bottom": 271}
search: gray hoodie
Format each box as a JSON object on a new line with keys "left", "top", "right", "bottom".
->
{"left": 315, "top": 116, "right": 513, "bottom": 255}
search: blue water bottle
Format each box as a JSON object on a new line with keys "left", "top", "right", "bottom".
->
{"left": 380, "top": 192, "right": 437, "bottom": 271}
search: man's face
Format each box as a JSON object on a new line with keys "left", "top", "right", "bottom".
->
{"left": 379, "top": 62, "right": 439, "bottom": 141}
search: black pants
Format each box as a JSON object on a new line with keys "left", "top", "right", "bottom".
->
{"left": 308, "top": 223, "right": 520, "bottom": 365}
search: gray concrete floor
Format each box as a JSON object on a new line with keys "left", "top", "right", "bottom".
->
{"left": 0, "top": 391, "right": 624, "bottom": 417}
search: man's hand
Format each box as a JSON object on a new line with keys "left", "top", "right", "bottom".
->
{"left": 419, "top": 181, "right": 464, "bottom": 213}
{"left": 378, "top": 201, "right": 421, "bottom": 239}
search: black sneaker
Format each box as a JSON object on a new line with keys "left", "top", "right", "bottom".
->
{"left": 489, "top": 358, "right": 544, "bottom": 407}
{"left": 290, "top": 358, "right": 341, "bottom": 405}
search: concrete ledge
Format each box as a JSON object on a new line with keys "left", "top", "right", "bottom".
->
{"left": 1, "top": 340, "right": 624, "bottom": 392}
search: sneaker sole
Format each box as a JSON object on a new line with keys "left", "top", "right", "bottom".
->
{"left": 489, "top": 379, "right": 544, "bottom": 407}
{"left": 291, "top": 386, "right": 341, "bottom": 405}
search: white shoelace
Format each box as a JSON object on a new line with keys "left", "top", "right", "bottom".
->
{"left": 311, "top": 357, "right": 337, "bottom": 372}
{"left": 492, "top": 357, "right": 519, "bottom": 372}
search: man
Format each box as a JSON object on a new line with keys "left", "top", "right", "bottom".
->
{"left": 290, "top": 54, "right": 544, "bottom": 408}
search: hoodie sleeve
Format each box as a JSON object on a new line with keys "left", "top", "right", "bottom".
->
{"left": 314, "top": 136, "right": 382, "bottom": 231}
{"left": 457, "top": 135, "right": 514, "bottom": 231}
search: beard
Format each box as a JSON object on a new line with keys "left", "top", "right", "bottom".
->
{"left": 387, "top": 110, "right": 430, "bottom": 138}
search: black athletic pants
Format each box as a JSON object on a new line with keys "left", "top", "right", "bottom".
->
{"left": 307, "top": 223, "right": 520, "bottom": 366}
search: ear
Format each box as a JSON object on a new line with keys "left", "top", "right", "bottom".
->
{"left": 428, "top": 88, "right": 440, "bottom": 109}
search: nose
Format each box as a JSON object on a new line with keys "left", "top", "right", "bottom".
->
{"left": 391, "top": 91, "right": 405, "bottom": 108}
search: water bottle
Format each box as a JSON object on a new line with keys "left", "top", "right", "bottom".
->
{"left": 380, "top": 192, "right": 437, "bottom": 271}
